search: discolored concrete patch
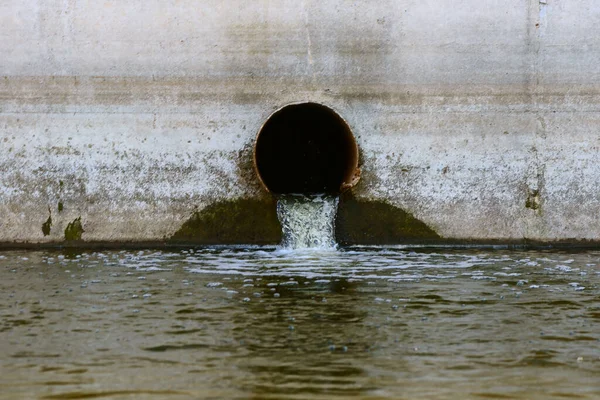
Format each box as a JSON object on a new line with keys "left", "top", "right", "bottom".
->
{"left": 170, "top": 198, "right": 282, "bottom": 245}
{"left": 169, "top": 193, "right": 439, "bottom": 246}
{"left": 335, "top": 193, "right": 440, "bottom": 245}
{"left": 64, "top": 217, "right": 85, "bottom": 241}
{"left": 41, "top": 208, "right": 53, "bottom": 237}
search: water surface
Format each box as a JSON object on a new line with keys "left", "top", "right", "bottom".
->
{"left": 0, "top": 247, "right": 598, "bottom": 399}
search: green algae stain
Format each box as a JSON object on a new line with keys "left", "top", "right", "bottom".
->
{"left": 335, "top": 193, "right": 440, "bottom": 245}
{"left": 58, "top": 201, "right": 64, "bottom": 213}
{"left": 171, "top": 198, "right": 282, "bottom": 245}
{"left": 170, "top": 195, "right": 439, "bottom": 246}
{"left": 41, "top": 211, "right": 52, "bottom": 237}
{"left": 64, "top": 217, "right": 84, "bottom": 241}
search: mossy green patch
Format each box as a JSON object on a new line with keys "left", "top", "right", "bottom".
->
{"left": 41, "top": 214, "right": 52, "bottom": 236}
{"left": 335, "top": 193, "right": 440, "bottom": 245}
{"left": 170, "top": 198, "right": 282, "bottom": 245}
{"left": 58, "top": 201, "right": 64, "bottom": 213}
{"left": 171, "top": 194, "right": 439, "bottom": 246}
{"left": 64, "top": 217, "right": 84, "bottom": 241}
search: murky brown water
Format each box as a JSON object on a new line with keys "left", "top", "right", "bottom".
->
{"left": 0, "top": 247, "right": 599, "bottom": 399}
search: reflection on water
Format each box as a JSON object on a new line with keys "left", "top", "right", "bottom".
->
{"left": 0, "top": 247, "right": 598, "bottom": 399}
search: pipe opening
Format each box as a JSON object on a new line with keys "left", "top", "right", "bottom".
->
{"left": 254, "top": 103, "right": 359, "bottom": 195}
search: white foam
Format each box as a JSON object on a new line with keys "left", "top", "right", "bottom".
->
{"left": 277, "top": 194, "right": 339, "bottom": 250}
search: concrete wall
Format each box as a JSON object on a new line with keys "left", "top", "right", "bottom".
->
{"left": 1, "top": 0, "right": 600, "bottom": 244}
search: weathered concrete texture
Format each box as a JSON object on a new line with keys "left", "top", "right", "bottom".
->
{"left": 1, "top": 0, "right": 600, "bottom": 244}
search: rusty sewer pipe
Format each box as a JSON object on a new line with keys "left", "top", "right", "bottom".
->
{"left": 253, "top": 102, "right": 360, "bottom": 195}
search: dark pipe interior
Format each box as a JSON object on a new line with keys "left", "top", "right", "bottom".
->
{"left": 254, "top": 103, "right": 358, "bottom": 195}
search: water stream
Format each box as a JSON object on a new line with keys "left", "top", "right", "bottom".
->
{"left": 276, "top": 194, "right": 339, "bottom": 250}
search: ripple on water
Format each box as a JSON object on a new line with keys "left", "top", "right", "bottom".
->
{"left": 0, "top": 247, "right": 598, "bottom": 399}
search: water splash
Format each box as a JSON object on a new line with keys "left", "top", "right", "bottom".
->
{"left": 276, "top": 194, "right": 339, "bottom": 249}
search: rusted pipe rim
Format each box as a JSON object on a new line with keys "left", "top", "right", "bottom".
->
{"left": 253, "top": 102, "right": 360, "bottom": 195}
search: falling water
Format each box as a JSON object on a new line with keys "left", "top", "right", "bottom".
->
{"left": 276, "top": 194, "right": 339, "bottom": 249}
